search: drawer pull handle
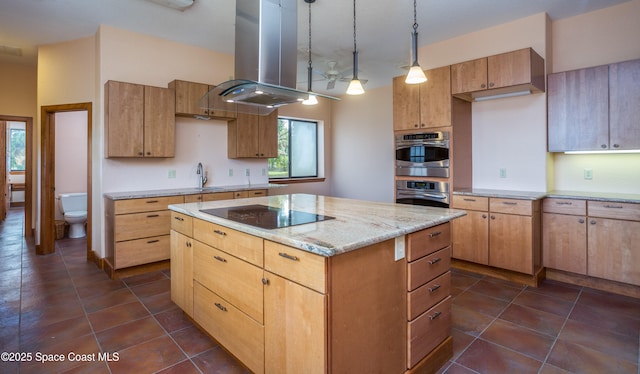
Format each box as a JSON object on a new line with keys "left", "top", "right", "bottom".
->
{"left": 556, "top": 201, "right": 573, "bottom": 205}
{"left": 428, "top": 284, "right": 441, "bottom": 292}
{"left": 174, "top": 216, "right": 184, "bottom": 221}
{"left": 604, "top": 205, "right": 623, "bottom": 209}
{"left": 147, "top": 214, "right": 160, "bottom": 218}
{"left": 214, "top": 255, "right": 227, "bottom": 263}
{"left": 278, "top": 252, "right": 299, "bottom": 261}
{"left": 213, "top": 229, "right": 226, "bottom": 236}
{"left": 186, "top": 241, "right": 192, "bottom": 248}
{"left": 214, "top": 303, "right": 227, "bottom": 312}
{"left": 502, "top": 202, "right": 518, "bottom": 205}
{"left": 147, "top": 239, "right": 159, "bottom": 244}
{"left": 429, "top": 231, "right": 442, "bottom": 238}
{"left": 428, "top": 258, "right": 441, "bottom": 265}
{"left": 428, "top": 311, "right": 442, "bottom": 320}
{"left": 146, "top": 200, "right": 159, "bottom": 204}
{"left": 463, "top": 198, "right": 476, "bottom": 202}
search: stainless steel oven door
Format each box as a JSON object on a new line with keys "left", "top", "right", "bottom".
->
{"left": 395, "top": 132, "right": 450, "bottom": 177}
{"left": 395, "top": 180, "right": 450, "bottom": 208}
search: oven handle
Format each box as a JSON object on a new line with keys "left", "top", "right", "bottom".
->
{"left": 396, "top": 191, "right": 449, "bottom": 200}
{"left": 396, "top": 140, "right": 450, "bottom": 148}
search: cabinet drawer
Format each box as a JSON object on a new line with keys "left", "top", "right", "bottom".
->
{"left": 193, "top": 219, "right": 263, "bottom": 267}
{"left": 543, "top": 198, "right": 586, "bottom": 215}
{"left": 114, "top": 196, "right": 183, "bottom": 214}
{"left": 248, "top": 189, "right": 267, "bottom": 197}
{"left": 490, "top": 198, "right": 532, "bottom": 215}
{"left": 264, "top": 241, "right": 326, "bottom": 293}
{"left": 115, "top": 210, "right": 171, "bottom": 242}
{"left": 452, "top": 195, "right": 488, "bottom": 211}
{"left": 193, "top": 241, "right": 264, "bottom": 323}
{"left": 408, "top": 296, "right": 451, "bottom": 369}
{"left": 407, "top": 222, "right": 451, "bottom": 262}
{"left": 588, "top": 201, "right": 640, "bottom": 221}
{"left": 408, "top": 271, "right": 450, "bottom": 321}
{"left": 407, "top": 247, "right": 451, "bottom": 291}
{"left": 114, "top": 235, "right": 170, "bottom": 269}
{"left": 194, "top": 282, "right": 264, "bottom": 374}
{"left": 171, "top": 212, "right": 192, "bottom": 236}
{"left": 202, "top": 192, "right": 234, "bottom": 201}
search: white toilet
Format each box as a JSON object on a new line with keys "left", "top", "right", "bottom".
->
{"left": 59, "top": 193, "right": 87, "bottom": 239}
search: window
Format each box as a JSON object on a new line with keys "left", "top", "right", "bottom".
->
{"left": 9, "top": 128, "right": 26, "bottom": 172}
{"left": 268, "top": 118, "right": 318, "bottom": 179}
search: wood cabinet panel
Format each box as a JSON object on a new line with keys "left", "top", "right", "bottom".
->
{"left": 193, "top": 241, "right": 264, "bottom": 323}
{"left": 193, "top": 219, "right": 264, "bottom": 266}
{"left": 264, "top": 273, "right": 326, "bottom": 374}
{"left": 542, "top": 213, "right": 587, "bottom": 274}
{"left": 452, "top": 58, "right": 488, "bottom": 94}
{"left": 452, "top": 210, "right": 489, "bottom": 265}
{"left": 543, "top": 198, "right": 586, "bottom": 216}
{"left": 114, "top": 196, "right": 183, "bottom": 214}
{"left": 490, "top": 198, "right": 532, "bottom": 215}
{"left": 488, "top": 48, "right": 533, "bottom": 88}
{"left": 588, "top": 200, "right": 640, "bottom": 221}
{"left": 407, "top": 222, "right": 451, "bottom": 261}
{"left": 143, "top": 85, "right": 175, "bottom": 157}
{"left": 408, "top": 296, "right": 451, "bottom": 369}
{"left": 264, "top": 240, "right": 326, "bottom": 293}
{"left": 393, "top": 75, "right": 421, "bottom": 130}
{"left": 170, "top": 212, "right": 192, "bottom": 237}
{"left": 452, "top": 195, "right": 488, "bottom": 211}
{"left": 202, "top": 192, "right": 235, "bottom": 201}
{"left": 609, "top": 59, "right": 640, "bottom": 150}
{"left": 408, "top": 247, "right": 451, "bottom": 291}
{"left": 547, "top": 66, "right": 610, "bottom": 151}
{"left": 194, "top": 282, "right": 264, "bottom": 374}
{"left": 588, "top": 218, "right": 640, "bottom": 286}
{"left": 105, "top": 81, "right": 144, "bottom": 157}
{"left": 408, "top": 271, "right": 450, "bottom": 321}
{"left": 489, "top": 213, "right": 533, "bottom": 274}
{"left": 114, "top": 210, "right": 172, "bottom": 242}
{"left": 228, "top": 110, "right": 278, "bottom": 158}
{"left": 170, "top": 230, "right": 193, "bottom": 316}
{"left": 171, "top": 80, "right": 209, "bottom": 117}
{"left": 114, "top": 235, "right": 170, "bottom": 268}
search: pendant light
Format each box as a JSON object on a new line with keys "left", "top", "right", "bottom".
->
{"left": 346, "top": 0, "right": 365, "bottom": 95}
{"left": 302, "top": 0, "right": 318, "bottom": 105}
{"left": 405, "top": 0, "right": 427, "bottom": 84}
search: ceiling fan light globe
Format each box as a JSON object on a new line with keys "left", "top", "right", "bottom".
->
{"left": 405, "top": 65, "right": 427, "bottom": 84}
{"left": 302, "top": 93, "right": 319, "bottom": 105}
{"left": 346, "top": 79, "right": 365, "bottom": 95}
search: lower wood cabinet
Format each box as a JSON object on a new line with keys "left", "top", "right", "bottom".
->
{"left": 452, "top": 195, "right": 541, "bottom": 275}
{"left": 542, "top": 199, "right": 587, "bottom": 274}
{"left": 170, "top": 227, "right": 193, "bottom": 317}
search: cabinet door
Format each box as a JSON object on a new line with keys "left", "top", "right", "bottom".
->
{"left": 452, "top": 210, "right": 489, "bottom": 265}
{"left": 232, "top": 113, "right": 260, "bottom": 157}
{"left": 258, "top": 110, "right": 278, "bottom": 158}
{"left": 420, "top": 65, "right": 452, "bottom": 128}
{"left": 170, "top": 230, "right": 193, "bottom": 316}
{"left": 264, "top": 272, "right": 326, "bottom": 374}
{"left": 542, "top": 213, "right": 587, "bottom": 274}
{"left": 208, "top": 84, "right": 237, "bottom": 119}
{"left": 172, "top": 80, "right": 210, "bottom": 117}
{"left": 487, "top": 48, "right": 531, "bottom": 89}
{"left": 144, "top": 85, "right": 175, "bottom": 157}
{"left": 547, "top": 66, "right": 609, "bottom": 152}
{"left": 105, "top": 81, "right": 144, "bottom": 157}
{"left": 609, "top": 59, "right": 640, "bottom": 150}
{"left": 489, "top": 213, "right": 533, "bottom": 274}
{"left": 451, "top": 58, "right": 487, "bottom": 94}
{"left": 588, "top": 218, "right": 640, "bottom": 286}
{"left": 392, "top": 75, "right": 421, "bottom": 130}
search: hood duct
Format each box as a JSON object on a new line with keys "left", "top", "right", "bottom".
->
{"left": 204, "top": 0, "right": 338, "bottom": 115}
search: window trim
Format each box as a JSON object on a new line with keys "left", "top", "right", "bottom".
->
{"left": 9, "top": 127, "right": 26, "bottom": 172}
{"left": 268, "top": 117, "right": 320, "bottom": 181}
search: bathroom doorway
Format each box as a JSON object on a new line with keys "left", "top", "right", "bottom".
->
{"left": 0, "top": 115, "right": 33, "bottom": 236}
{"left": 39, "top": 103, "right": 92, "bottom": 261}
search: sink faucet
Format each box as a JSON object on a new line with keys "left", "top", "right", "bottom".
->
{"left": 196, "top": 162, "right": 207, "bottom": 189}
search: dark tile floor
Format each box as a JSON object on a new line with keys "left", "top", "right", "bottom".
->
{"left": 1, "top": 207, "right": 639, "bottom": 373}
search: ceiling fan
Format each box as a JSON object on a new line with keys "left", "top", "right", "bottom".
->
{"left": 314, "top": 61, "right": 368, "bottom": 90}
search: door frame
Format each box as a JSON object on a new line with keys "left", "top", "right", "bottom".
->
{"left": 0, "top": 115, "right": 33, "bottom": 237}
{"left": 38, "top": 103, "right": 92, "bottom": 260}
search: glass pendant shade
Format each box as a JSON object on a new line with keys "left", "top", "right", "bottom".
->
{"left": 406, "top": 64, "right": 427, "bottom": 84}
{"left": 346, "top": 79, "right": 365, "bottom": 95}
{"left": 302, "top": 93, "right": 318, "bottom": 105}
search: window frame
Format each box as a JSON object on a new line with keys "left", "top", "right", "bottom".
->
{"left": 9, "top": 127, "right": 26, "bottom": 172}
{"left": 268, "top": 117, "right": 320, "bottom": 181}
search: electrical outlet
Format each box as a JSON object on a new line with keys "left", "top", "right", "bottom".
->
{"left": 245, "top": 168, "right": 250, "bottom": 176}
{"left": 499, "top": 168, "right": 507, "bottom": 178}
{"left": 584, "top": 168, "right": 593, "bottom": 180}
{"left": 168, "top": 170, "right": 176, "bottom": 179}
{"left": 228, "top": 168, "right": 233, "bottom": 177}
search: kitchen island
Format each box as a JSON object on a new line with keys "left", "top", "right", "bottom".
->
{"left": 168, "top": 193, "right": 466, "bottom": 374}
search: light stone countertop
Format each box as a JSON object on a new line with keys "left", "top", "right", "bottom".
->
{"left": 453, "top": 188, "right": 640, "bottom": 203}
{"left": 168, "top": 193, "right": 467, "bottom": 257}
{"left": 453, "top": 188, "right": 547, "bottom": 200}
{"left": 103, "top": 183, "right": 286, "bottom": 200}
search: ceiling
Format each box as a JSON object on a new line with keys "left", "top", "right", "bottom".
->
{"left": 0, "top": 0, "right": 630, "bottom": 94}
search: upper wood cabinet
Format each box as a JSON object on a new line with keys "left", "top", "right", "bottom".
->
{"left": 548, "top": 59, "right": 640, "bottom": 152}
{"left": 393, "top": 65, "right": 452, "bottom": 130}
{"left": 105, "top": 81, "right": 175, "bottom": 158}
{"left": 228, "top": 110, "right": 278, "bottom": 158}
{"left": 169, "top": 80, "right": 236, "bottom": 119}
{"left": 452, "top": 48, "right": 545, "bottom": 101}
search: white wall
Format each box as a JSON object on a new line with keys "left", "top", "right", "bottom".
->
{"left": 550, "top": 0, "right": 640, "bottom": 194}
{"left": 54, "top": 111, "right": 88, "bottom": 219}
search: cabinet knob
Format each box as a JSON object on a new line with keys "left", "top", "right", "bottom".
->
{"left": 490, "top": 215, "right": 496, "bottom": 220}
{"left": 601, "top": 144, "right": 607, "bottom": 148}
{"left": 138, "top": 152, "right": 144, "bottom": 156}
{"left": 489, "top": 82, "right": 494, "bottom": 88}
{"left": 481, "top": 83, "right": 486, "bottom": 89}
{"left": 482, "top": 214, "right": 487, "bottom": 219}
{"left": 578, "top": 219, "right": 585, "bottom": 224}
{"left": 262, "top": 278, "right": 269, "bottom": 285}
{"left": 590, "top": 220, "right": 597, "bottom": 225}
{"left": 414, "top": 124, "right": 419, "bottom": 128}
{"left": 613, "top": 144, "right": 620, "bottom": 148}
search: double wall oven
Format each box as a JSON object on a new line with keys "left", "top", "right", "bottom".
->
{"left": 395, "top": 131, "right": 451, "bottom": 207}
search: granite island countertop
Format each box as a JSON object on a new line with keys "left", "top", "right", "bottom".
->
{"left": 453, "top": 188, "right": 640, "bottom": 203}
{"left": 168, "top": 193, "right": 466, "bottom": 257}
{"left": 103, "top": 183, "right": 286, "bottom": 200}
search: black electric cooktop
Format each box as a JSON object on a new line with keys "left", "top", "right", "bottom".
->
{"left": 200, "top": 204, "right": 335, "bottom": 230}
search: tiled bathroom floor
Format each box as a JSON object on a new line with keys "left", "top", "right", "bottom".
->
{"left": 1, "top": 208, "right": 638, "bottom": 373}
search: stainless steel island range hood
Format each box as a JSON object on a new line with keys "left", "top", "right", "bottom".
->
{"left": 205, "top": 0, "right": 338, "bottom": 115}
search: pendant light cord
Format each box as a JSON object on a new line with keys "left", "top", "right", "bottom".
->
{"left": 353, "top": 0, "right": 357, "bottom": 52}
{"left": 413, "top": 0, "right": 418, "bottom": 32}
{"left": 308, "top": 1, "right": 312, "bottom": 68}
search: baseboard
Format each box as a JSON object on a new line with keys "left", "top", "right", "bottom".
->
{"left": 546, "top": 268, "right": 640, "bottom": 299}
{"left": 451, "top": 259, "right": 545, "bottom": 287}
{"left": 102, "top": 258, "right": 170, "bottom": 280}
